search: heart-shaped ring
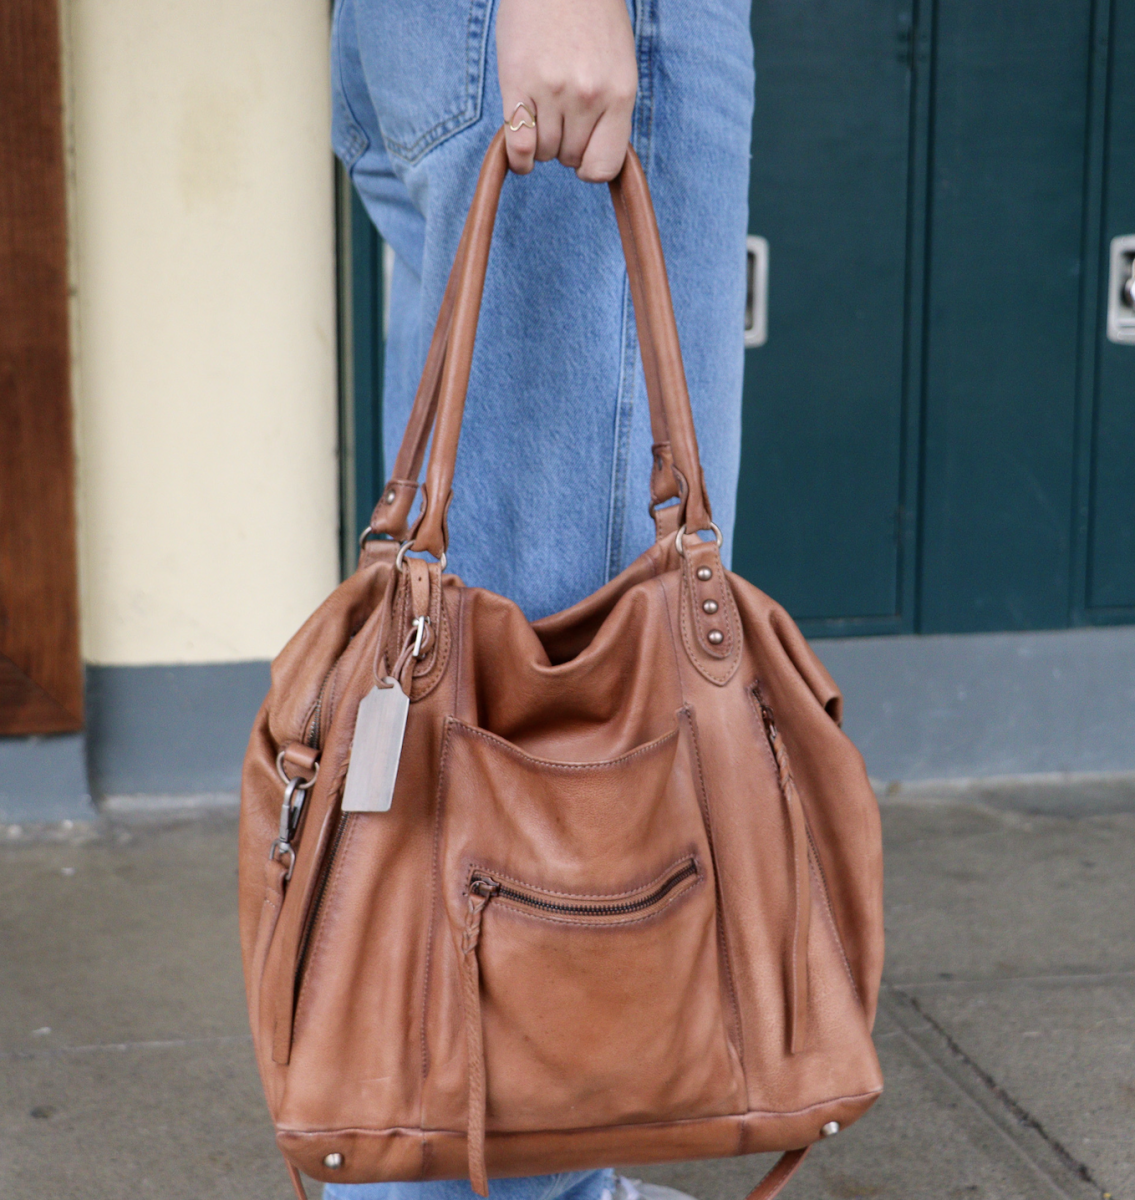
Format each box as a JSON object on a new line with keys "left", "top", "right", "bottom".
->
{"left": 507, "top": 102, "right": 536, "bottom": 132}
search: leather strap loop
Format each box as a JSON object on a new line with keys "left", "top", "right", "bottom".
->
{"left": 411, "top": 128, "right": 712, "bottom": 559}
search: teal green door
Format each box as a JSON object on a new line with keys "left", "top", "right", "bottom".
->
{"left": 735, "top": 0, "right": 1135, "bottom": 637}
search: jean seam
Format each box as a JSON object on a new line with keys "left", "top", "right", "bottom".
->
{"left": 331, "top": 0, "right": 370, "bottom": 168}
{"left": 377, "top": 0, "right": 492, "bottom": 165}
{"left": 604, "top": 0, "right": 657, "bottom": 580}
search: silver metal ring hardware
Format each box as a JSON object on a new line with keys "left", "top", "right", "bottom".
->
{"left": 269, "top": 755, "right": 320, "bottom": 881}
{"left": 276, "top": 750, "right": 320, "bottom": 787}
{"left": 268, "top": 839, "right": 295, "bottom": 879}
{"left": 411, "top": 614, "right": 431, "bottom": 658}
{"left": 395, "top": 539, "right": 447, "bottom": 574}
{"left": 674, "top": 522, "right": 723, "bottom": 556}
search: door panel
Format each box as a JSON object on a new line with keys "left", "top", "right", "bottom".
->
{"left": 735, "top": 0, "right": 915, "bottom": 624}
{"left": 917, "top": 1, "right": 1093, "bottom": 632}
{"left": 1088, "top": 0, "right": 1135, "bottom": 610}
{"left": 0, "top": 0, "right": 83, "bottom": 733}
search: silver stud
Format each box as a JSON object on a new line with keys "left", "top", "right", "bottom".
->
{"left": 696, "top": 566, "right": 713, "bottom": 581}
{"left": 323, "top": 1152, "right": 344, "bottom": 1169}
{"left": 707, "top": 629, "right": 724, "bottom": 645}
{"left": 702, "top": 599, "right": 718, "bottom": 614}
{"left": 820, "top": 1121, "right": 840, "bottom": 1138}
{"left": 385, "top": 490, "right": 397, "bottom": 504}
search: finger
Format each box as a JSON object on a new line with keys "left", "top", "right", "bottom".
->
{"left": 533, "top": 99, "right": 563, "bottom": 163}
{"left": 558, "top": 101, "right": 601, "bottom": 170}
{"left": 503, "top": 99, "right": 537, "bottom": 174}
{"left": 576, "top": 104, "right": 633, "bottom": 182}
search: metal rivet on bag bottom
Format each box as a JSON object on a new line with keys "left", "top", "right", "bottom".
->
{"left": 696, "top": 566, "right": 713, "bottom": 581}
{"left": 820, "top": 1121, "right": 840, "bottom": 1138}
{"left": 707, "top": 629, "right": 724, "bottom": 645}
{"left": 702, "top": 599, "right": 718, "bottom": 614}
{"left": 323, "top": 1152, "right": 344, "bottom": 1168}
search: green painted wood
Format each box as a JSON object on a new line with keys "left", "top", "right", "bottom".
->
{"left": 336, "top": 170, "right": 384, "bottom": 577}
{"left": 917, "top": 1, "right": 1094, "bottom": 632}
{"left": 1088, "top": 0, "right": 1135, "bottom": 610}
{"left": 1068, "top": 0, "right": 1114, "bottom": 624}
{"left": 734, "top": 0, "right": 917, "bottom": 628}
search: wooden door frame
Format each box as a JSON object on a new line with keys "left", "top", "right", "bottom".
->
{"left": 0, "top": 0, "right": 83, "bottom": 734}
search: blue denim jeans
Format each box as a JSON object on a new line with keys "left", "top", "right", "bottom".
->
{"left": 325, "top": 1170, "right": 617, "bottom": 1200}
{"left": 333, "top": 0, "right": 754, "bottom": 622}
{"left": 327, "top": 0, "right": 751, "bottom": 1195}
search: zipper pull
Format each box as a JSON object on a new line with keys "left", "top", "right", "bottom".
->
{"left": 462, "top": 877, "right": 499, "bottom": 955}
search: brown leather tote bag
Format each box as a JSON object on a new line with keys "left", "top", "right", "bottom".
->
{"left": 239, "top": 129, "right": 884, "bottom": 1200}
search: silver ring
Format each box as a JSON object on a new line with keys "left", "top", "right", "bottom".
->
{"left": 268, "top": 839, "right": 296, "bottom": 881}
{"left": 276, "top": 749, "right": 320, "bottom": 787}
{"left": 395, "top": 539, "right": 448, "bottom": 573}
{"left": 674, "top": 522, "right": 723, "bottom": 556}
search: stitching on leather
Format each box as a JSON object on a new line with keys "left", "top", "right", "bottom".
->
{"left": 465, "top": 854, "right": 698, "bottom": 903}
{"left": 276, "top": 1086, "right": 884, "bottom": 1137}
{"left": 805, "top": 823, "right": 861, "bottom": 1003}
{"left": 475, "top": 877, "right": 702, "bottom": 930}
{"left": 688, "top": 550, "right": 730, "bottom": 660}
{"left": 293, "top": 812, "right": 358, "bottom": 1028}
{"left": 678, "top": 552, "right": 739, "bottom": 687}
{"left": 745, "top": 683, "right": 805, "bottom": 1045}
{"left": 420, "top": 718, "right": 455, "bottom": 1104}
{"left": 410, "top": 571, "right": 451, "bottom": 700}
{"left": 419, "top": 591, "right": 463, "bottom": 1125}
{"left": 692, "top": 554, "right": 741, "bottom": 676}
{"left": 680, "top": 707, "right": 747, "bottom": 1078}
{"left": 449, "top": 720, "right": 679, "bottom": 770}
{"left": 750, "top": 674, "right": 861, "bottom": 1004}
{"left": 654, "top": 574, "right": 689, "bottom": 706}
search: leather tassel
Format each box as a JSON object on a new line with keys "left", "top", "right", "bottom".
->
{"left": 759, "top": 696, "right": 812, "bottom": 1054}
{"left": 460, "top": 887, "right": 494, "bottom": 1197}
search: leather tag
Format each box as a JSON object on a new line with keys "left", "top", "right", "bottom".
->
{"left": 341, "top": 682, "right": 410, "bottom": 813}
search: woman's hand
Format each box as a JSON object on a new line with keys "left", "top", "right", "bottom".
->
{"left": 496, "top": 0, "right": 638, "bottom": 182}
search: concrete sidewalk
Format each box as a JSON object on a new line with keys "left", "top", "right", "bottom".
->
{"left": 1, "top": 790, "right": 1132, "bottom": 1199}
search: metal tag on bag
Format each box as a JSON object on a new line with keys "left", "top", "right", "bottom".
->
{"left": 341, "top": 680, "right": 410, "bottom": 813}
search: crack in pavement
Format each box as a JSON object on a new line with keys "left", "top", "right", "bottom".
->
{"left": 0, "top": 1033, "right": 253, "bottom": 1062}
{"left": 892, "top": 987, "right": 1111, "bottom": 1199}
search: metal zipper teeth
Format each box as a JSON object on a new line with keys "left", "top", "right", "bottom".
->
{"left": 306, "top": 662, "right": 338, "bottom": 747}
{"left": 481, "top": 860, "right": 698, "bottom": 918}
{"left": 294, "top": 811, "right": 351, "bottom": 993}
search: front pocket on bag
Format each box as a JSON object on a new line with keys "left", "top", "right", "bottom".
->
{"left": 438, "top": 716, "right": 747, "bottom": 1134}
{"left": 469, "top": 857, "right": 700, "bottom": 926}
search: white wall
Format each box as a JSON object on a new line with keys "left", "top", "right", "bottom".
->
{"left": 67, "top": 0, "right": 340, "bottom": 665}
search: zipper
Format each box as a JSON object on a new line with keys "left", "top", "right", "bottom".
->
{"left": 293, "top": 809, "right": 351, "bottom": 998}
{"left": 468, "top": 858, "right": 699, "bottom": 920}
{"left": 306, "top": 660, "right": 339, "bottom": 748}
{"left": 290, "top": 652, "right": 350, "bottom": 988}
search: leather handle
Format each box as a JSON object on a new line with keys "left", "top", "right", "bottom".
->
{"left": 365, "top": 218, "right": 474, "bottom": 542}
{"left": 366, "top": 130, "right": 689, "bottom": 547}
{"left": 411, "top": 128, "right": 712, "bottom": 559}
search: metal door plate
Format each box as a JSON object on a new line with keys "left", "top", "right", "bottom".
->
{"left": 1106, "top": 234, "right": 1135, "bottom": 345}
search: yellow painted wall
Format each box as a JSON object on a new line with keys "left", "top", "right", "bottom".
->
{"left": 66, "top": 0, "right": 339, "bottom": 665}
